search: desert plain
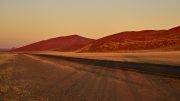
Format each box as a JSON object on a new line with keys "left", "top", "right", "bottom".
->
{"left": 0, "top": 51, "right": 180, "bottom": 101}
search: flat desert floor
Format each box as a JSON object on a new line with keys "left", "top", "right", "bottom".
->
{"left": 0, "top": 52, "right": 180, "bottom": 101}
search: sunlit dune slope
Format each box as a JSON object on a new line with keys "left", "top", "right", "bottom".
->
{"left": 79, "top": 26, "right": 180, "bottom": 52}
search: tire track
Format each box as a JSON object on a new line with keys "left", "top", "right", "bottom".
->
{"left": 143, "top": 74, "right": 180, "bottom": 101}
{"left": 93, "top": 67, "right": 109, "bottom": 101}
{"left": 59, "top": 72, "right": 92, "bottom": 101}
{"left": 106, "top": 69, "right": 119, "bottom": 101}
{"left": 117, "top": 70, "right": 142, "bottom": 101}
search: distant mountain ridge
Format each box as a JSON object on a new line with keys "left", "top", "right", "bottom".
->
{"left": 13, "top": 35, "right": 94, "bottom": 51}
{"left": 79, "top": 26, "right": 180, "bottom": 52}
{"left": 0, "top": 49, "right": 10, "bottom": 52}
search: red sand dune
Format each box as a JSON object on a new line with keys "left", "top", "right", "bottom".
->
{"left": 14, "top": 35, "right": 94, "bottom": 51}
{"left": 80, "top": 26, "right": 180, "bottom": 52}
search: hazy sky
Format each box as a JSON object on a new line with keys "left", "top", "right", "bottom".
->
{"left": 0, "top": 0, "right": 180, "bottom": 48}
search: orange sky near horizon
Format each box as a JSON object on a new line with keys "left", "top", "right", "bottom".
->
{"left": 0, "top": 0, "right": 180, "bottom": 48}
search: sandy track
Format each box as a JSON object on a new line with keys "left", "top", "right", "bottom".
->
{"left": 0, "top": 53, "right": 180, "bottom": 101}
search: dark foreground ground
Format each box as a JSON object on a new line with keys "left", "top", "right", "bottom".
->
{"left": 0, "top": 53, "right": 180, "bottom": 101}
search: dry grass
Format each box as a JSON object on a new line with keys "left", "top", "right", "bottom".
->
{"left": 0, "top": 53, "right": 15, "bottom": 65}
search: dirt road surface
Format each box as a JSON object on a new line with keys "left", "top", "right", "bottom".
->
{"left": 0, "top": 53, "right": 180, "bottom": 101}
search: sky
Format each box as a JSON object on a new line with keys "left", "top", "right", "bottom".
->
{"left": 0, "top": 0, "right": 180, "bottom": 48}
